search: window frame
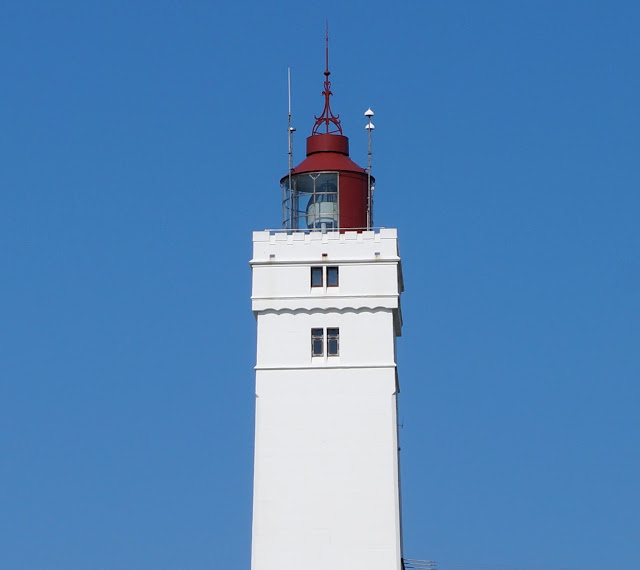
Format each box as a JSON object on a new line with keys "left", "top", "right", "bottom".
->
{"left": 311, "top": 327, "right": 340, "bottom": 358}
{"left": 326, "top": 266, "right": 339, "bottom": 287}
{"left": 311, "top": 266, "right": 324, "bottom": 288}
{"left": 327, "top": 327, "right": 340, "bottom": 356}
{"left": 310, "top": 266, "right": 339, "bottom": 289}
{"left": 311, "top": 328, "right": 324, "bottom": 357}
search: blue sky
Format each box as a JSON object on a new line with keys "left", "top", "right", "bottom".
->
{"left": 1, "top": 1, "right": 638, "bottom": 569}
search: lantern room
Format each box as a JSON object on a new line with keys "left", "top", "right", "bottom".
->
{"left": 281, "top": 57, "right": 374, "bottom": 231}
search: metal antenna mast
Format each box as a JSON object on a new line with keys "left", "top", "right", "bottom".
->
{"left": 365, "top": 108, "right": 375, "bottom": 229}
{"left": 325, "top": 20, "right": 329, "bottom": 74}
{"left": 287, "top": 67, "right": 296, "bottom": 229}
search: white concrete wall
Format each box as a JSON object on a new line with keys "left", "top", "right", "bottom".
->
{"left": 256, "top": 309, "right": 396, "bottom": 369}
{"left": 252, "top": 369, "right": 402, "bottom": 570}
{"left": 250, "top": 229, "right": 404, "bottom": 570}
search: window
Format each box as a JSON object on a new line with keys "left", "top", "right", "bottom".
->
{"left": 310, "top": 266, "right": 339, "bottom": 288}
{"left": 327, "top": 266, "right": 339, "bottom": 287}
{"left": 311, "top": 267, "right": 323, "bottom": 288}
{"left": 311, "top": 328, "right": 324, "bottom": 356}
{"left": 311, "top": 327, "right": 340, "bottom": 358}
{"left": 327, "top": 328, "right": 339, "bottom": 356}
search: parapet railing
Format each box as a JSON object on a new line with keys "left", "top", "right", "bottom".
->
{"left": 262, "top": 227, "right": 389, "bottom": 235}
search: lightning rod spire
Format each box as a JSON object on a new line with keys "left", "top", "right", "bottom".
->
{"left": 312, "top": 21, "right": 342, "bottom": 135}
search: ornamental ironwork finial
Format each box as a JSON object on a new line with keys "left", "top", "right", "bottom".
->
{"left": 312, "top": 22, "right": 343, "bottom": 136}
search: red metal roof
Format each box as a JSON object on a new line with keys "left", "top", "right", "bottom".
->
{"left": 292, "top": 152, "right": 366, "bottom": 175}
{"left": 286, "top": 134, "right": 366, "bottom": 177}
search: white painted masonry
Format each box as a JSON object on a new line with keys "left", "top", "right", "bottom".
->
{"left": 250, "top": 228, "right": 404, "bottom": 570}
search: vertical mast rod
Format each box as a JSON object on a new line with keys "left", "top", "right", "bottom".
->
{"left": 287, "top": 68, "right": 294, "bottom": 229}
{"left": 367, "top": 130, "right": 372, "bottom": 229}
{"left": 365, "top": 109, "right": 374, "bottom": 230}
{"left": 325, "top": 21, "right": 329, "bottom": 73}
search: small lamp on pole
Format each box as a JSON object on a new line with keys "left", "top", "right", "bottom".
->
{"left": 364, "top": 108, "right": 375, "bottom": 229}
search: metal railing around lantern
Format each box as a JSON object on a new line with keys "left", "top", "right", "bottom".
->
{"left": 263, "top": 227, "right": 387, "bottom": 236}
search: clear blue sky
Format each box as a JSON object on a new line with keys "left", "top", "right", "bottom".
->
{"left": 1, "top": 2, "right": 638, "bottom": 569}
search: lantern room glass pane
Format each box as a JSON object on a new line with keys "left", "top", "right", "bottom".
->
{"left": 282, "top": 172, "right": 339, "bottom": 231}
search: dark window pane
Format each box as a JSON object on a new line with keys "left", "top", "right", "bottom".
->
{"left": 311, "top": 328, "right": 324, "bottom": 356}
{"left": 327, "top": 266, "right": 339, "bottom": 287}
{"left": 311, "top": 267, "right": 323, "bottom": 287}
{"left": 327, "top": 328, "right": 339, "bottom": 356}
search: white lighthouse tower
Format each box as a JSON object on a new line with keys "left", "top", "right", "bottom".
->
{"left": 250, "top": 54, "right": 404, "bottom": 570}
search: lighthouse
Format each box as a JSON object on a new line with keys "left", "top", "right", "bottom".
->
{"left": 250, "top": 53, "right": 404, "bottom": 570}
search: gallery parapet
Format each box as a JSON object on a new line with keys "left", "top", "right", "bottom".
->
{"left": 251, "top": 227, "right": 401, "bottom": 263}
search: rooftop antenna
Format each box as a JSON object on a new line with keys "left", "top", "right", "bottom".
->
{"left": 287, "top": 67, "right": 296, "bottom": 229}
{"left": 365, "top": 108, "right": 375, "bottom": 229}
{"left": 325, "top": 20, "right": 329, "bottom": 75}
